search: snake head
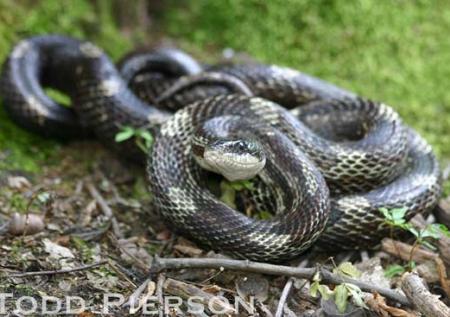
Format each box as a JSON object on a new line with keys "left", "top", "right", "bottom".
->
{"left": 193, "top": 138, "right": 266, "bottom": 181}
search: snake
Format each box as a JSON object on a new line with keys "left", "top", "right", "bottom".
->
{"left": 0, "top": 35, "right": 442, "bottom": 262}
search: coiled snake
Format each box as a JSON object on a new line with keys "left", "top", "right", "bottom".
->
{"left": 0, "top": 35, "right": 442, "bottom": 262}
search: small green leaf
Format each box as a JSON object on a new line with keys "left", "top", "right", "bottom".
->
{"left": 333, "top": 262, "right": 361, "bottom": 278}
{"left": 115, "top": 127, "right": 135, "bottom": 142}
{"left": 229, "top": 182, "right": 244, "bottom": 191}
{"left": 384, "top": 264, "right": 405, "bottom": 278}
{"left": 138, "top": 130, "right": 152, "bottom": 140}
{"left": 138, "top": 130, "right": 153, "bottom": 145}
{"left": 45, "top": 88, "right": 71, "bottom": 106}
{"left": 345, "top": 283, "right": 367, "bottom": 309}
{"left": 219, "top": 181, "right": 237, "bottom": 209}
{"left": 435, "top": 223, "right": 450, "bottom": 238}
{"left": 227, "top": 179, "right": 254, "bottom": 191}
{"left": 241, "top": 180, "right": 254, "bottom": 190}
{"left": 334, "top": 284, "right": 349, "bottom": 313}
{"left": 312, "top": 271, "right": 321, "bottom": 282}
{"left": 310, "top": 280, "right": 320, "bottom": 298}
{"left": 391, "top": 207, "right": 408, "bottom": 220}
{"left": 421, "top": 224, "right": 443, "bottom": 240}
{"left": 379, "top": 207, "right": 390, "bottom": 219}
{"left": 318, "top": 284, "right": 333, "bottom": 300}
{"left": 408, "top": 227, "right": 420, "bottom": 238}
{"left": 310, "top": 281, "right": 333, "bottom": 300}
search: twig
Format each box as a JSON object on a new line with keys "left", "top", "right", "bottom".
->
{"left": 125, "top": 278, "right": 151, "bottom": 308}
{"left": 256, "top": 301, "right": 274, "bottom": 317}
{"left": 86, "top": 182, "right": 123, "bottom": 238}
{"left": 402, "top": 272, "right": 450, "bottom": 317}
{"left": 156, "top": 274, "right": 165, "bottom": 317}
{"left": 108, "top": 233, "right": 150, "bottom": 273}
{"left": 107, "top": 259, "right": 136, "bottom": 287}
{"left": 163, "top": 277, "right": 235, "bottom": 314}
{"left": 381, "top": 238, "right": 438, "bottom": 263}
{"left": 7, "top": 260, "right": 107, "bottom": 278}
{"left": 434, "top": 257, "right": 450, "bottom": 298}
{"left": 152, "top": 257, "right": 411, "bottom": 306}
{"left": 275, "top": 259, "right": 308, "bottom": 317}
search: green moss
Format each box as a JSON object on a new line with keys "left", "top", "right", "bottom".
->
{"left": 163, "top": 0, "right": 450, "bottom": 158}
{"left": 0, "top": 0, "right": 134, "bottom": 172}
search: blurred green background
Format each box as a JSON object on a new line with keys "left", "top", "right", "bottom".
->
{"left": 0, "top": 0, "right": 449, "bottom": 178}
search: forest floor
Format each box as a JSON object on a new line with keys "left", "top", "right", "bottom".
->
{"left": 1, "top": 1, "right": 450, "bottom": 316}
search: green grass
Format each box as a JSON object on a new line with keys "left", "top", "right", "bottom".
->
{"left": 164, "top": 0, "right": 450, "bottom": 159}
{"left": 1, "top": 0, "right": 449, "bottom": 181}
{"left": 0, "top": 0, "right": 135, "bottom": 171}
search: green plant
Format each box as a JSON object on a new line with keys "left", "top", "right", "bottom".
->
{"left": 219, "top": 179, "right": 254, "bottom": 209}
{"left": 380, "top": 207, "right": 450, "bottom": 274}
{"left": 310, "top": 261, "right": 367, "bottom": 313}
{"left": 384, "top": 264, "right": 406, "bottom": 278}
{"left": 115, "top": 126, "right": 153, "bottom": 153}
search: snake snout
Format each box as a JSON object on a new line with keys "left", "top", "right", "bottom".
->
{"left": 195, "top": 138, "right": 266, "bottom": 182}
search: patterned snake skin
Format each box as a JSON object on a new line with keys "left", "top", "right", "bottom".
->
{"left": 0, "top": 35, "right": 443, "bottom": 261}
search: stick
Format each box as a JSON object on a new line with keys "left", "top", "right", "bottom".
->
{"left": 381, "top": 238, "right": 438, "bottom": 263}
{"left": 86, "top": 182, "right": 123, "bottom": 238}
{"left": 125, "top": 278, "right": 151, "bottom": 308}
{"left": 157, "top": 274, "right": 165, "bottom": 317}
{"left": 107, "top": 260, "right": 136, "bottom": 287}
{"left": 275, "top": 260, "right": 308, "bottom": 317}
{"left": 164, "top": 278, "right": 235, "bottom": 314}
{"left": 402, "top": 272, "right": 450, "bottom": 317}
{"left": 108, "top": 233, "right": 150, "bottom": 273}
{"left": 8, "top": 260, "right": 107, "bottom": 278}
{"left": 152, "top": 257, "right": 411, "bottom": 306}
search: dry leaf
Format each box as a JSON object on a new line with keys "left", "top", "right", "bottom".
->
{"left": 43, "top": 238, "right": 75, "bottom": 269}
{"left": 365, "top": 293, "right": 417, "bottom": 317}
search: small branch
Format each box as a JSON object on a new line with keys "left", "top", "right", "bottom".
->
{"left": 108, "top": 233, "right": 150, "bottom": 273}
{"left": 107, "top": 260, "right": 136, "bottom": 288}
{"left": 125, "top": 278, "right": 151, "bottom": 309}
{"left": 157, "top": 274, "right": 165, "bottom": 317}
{"left": 164, "top": 278, "right": 235, "bottom": 314}
{"left": 7, "top": 260, "right": 107, "bottom": 278}
{"left": 152, "top": 257, "right": 410, "bottom": 306}
{"left": 434, "top": 257, "right": 450, "bottom": 298}
{"left": 402, "top": 272, "right": 450, "bottom": 317}
{"left": 87, "top": 182, "right": 123, "bottom": 238}
{"left": 381, "top": 238, "right": 438, "bottom": 263}
{"left": 275, "top": 260, "right": 308, "bottom": 317}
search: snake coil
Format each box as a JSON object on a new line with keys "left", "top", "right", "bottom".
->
{"left": 0, "top": 35, "right": 442, "bottom": 261}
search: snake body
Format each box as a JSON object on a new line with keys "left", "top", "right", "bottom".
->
{"left": 0, "top": 35, "right": 442, "bottom": 261}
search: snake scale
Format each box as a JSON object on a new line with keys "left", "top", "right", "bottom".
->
{"left": 0, "top": 35, "right": 442, "bottom": 262}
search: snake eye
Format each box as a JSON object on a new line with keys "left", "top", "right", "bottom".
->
{"left": 237, "top": 141, "right": 246, "bottom": 151}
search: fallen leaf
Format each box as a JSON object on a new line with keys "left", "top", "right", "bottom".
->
{"left": 43, "top": 238, "right": 75, "bottom": 269}
{"left": 365, "top": 293, "right": 417, "bottom": 317}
